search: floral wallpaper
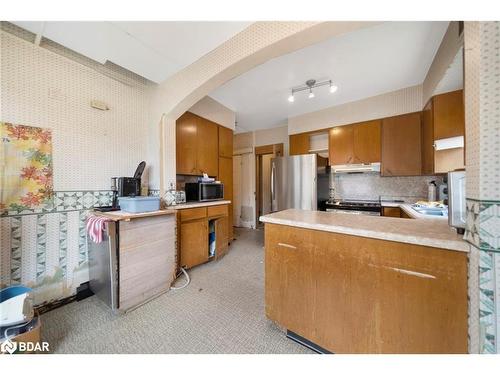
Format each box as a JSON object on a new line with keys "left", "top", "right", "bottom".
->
{"left": 0, "top": 122, "right": 53, "bottom": 215}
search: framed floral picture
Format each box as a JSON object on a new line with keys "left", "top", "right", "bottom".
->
{"left": 0, "top": 122, "right": 53, "bottom": 214}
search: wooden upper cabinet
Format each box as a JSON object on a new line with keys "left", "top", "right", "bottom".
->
{"left": 176, "top": 112, "right": 198, "bottom": 175}
{"left": 176, "top": 112, "right": 219, "bottom": 176}
{"left": 329, "top": 125, "right": 354, "bottom": 164}
{"left": 196, "top": 117, "right": 219, "bottom": 176}
{"left": 421, "top": 90, "right": 465, "bottom": 175}
{"left": 421, "top": 99, "right": 435, "bottom": 175}
{"left": 381, "top": 112, "right": 422, "bottom": 176}
{"left": 329, "top": 120, "right": 381, "bottom": 165}
{"left": 218, "top": 157, "right": 233, "bottom": 201}
{"left": 289, "top": 133, "right": 309, "bottom": 155}
{"left": 218, "top": 125, "right": 233, "bottom": 158}
{"left": 353, "top": 120, "right": 381, "bottom": 163}
{"left": 433, "top": 90, "right": 464, "bottom": 140}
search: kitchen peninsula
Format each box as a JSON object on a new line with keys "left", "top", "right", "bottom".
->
{"left": 260, "top": 209, "right": 469, "bottom": 353}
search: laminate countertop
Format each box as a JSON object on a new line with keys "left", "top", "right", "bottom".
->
{"left": 166, "top": 200, "right": 231, "bottom": 210}
{"left": 260, "top": 209, "right": 469, "bottom": 252}
{"left": 94, "top": 209, "right": 175, "bottom": 221}
{"left": 381, "top": 202, "right": 448, "bottom": 220}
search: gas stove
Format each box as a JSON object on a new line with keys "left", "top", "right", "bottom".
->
{"left": 322, "top": 199, "right": 382, "bottom": 215}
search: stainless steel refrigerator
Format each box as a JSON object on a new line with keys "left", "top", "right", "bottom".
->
{"left": 270, "top": 154, "right": 330, "bottom": 212}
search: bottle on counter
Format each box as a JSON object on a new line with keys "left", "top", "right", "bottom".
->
{"left": 164, "top": 182, "right": 177, "bottom": 206}
{"left": 428, "top": 180, "right": 437, "bottom": 202}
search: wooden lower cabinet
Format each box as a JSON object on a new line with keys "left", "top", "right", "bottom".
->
{"left": 215, "top": 216, "right": 229, "bottom": 259}
{"left": 180, "top": 219, "right": 209, "bottom": 269}
{"left": 178, "top": 205, "right": 230, "bottom": 269}
{"left": 381, "top": 207, "right": 401, "bottom": 218}
{"left": 265, "top": 223, "right": 468, "bottom": 353}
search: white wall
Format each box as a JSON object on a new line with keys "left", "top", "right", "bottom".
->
{"left": 422, "top": 21, "right": 463, "bottom": 104}
{"left": 0, "top": 30, "right": 158, "bottom": 304}
{"left": 254, "top": 124, "right": 289, "bottom": 155}
{"left": 188, "top": 96, "right": 235, "bottom": 130}
{"left": 0, "top": 31, "right": 157, "bottom": 190}
{"left": 288, "top": 85, "right": 423, "bottom": 135}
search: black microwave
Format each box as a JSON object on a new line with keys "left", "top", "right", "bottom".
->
{"left": 185, "top": 182, "right": 224, "bottom": 202}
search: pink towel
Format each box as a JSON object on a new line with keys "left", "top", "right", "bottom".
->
{"left": 86, "top": 215, "right": 111, "bottom": 244}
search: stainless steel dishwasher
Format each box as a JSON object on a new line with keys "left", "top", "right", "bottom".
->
{"left": 88, "top": 221, "right": 119, "bottom": 311}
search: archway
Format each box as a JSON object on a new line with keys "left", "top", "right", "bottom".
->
{"left": 151, "top": 21, "right": 381, "bottom": 192}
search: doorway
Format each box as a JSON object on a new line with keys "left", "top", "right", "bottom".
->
{"left": 255, "top": 143, "right": 284, "bottom": 226}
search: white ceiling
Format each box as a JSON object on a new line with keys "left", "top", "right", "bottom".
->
{"left": 434, "top": 47, "right": 463, "bottom": 96}
{"left": 210, "top": 22, "right": 450, "bottom": 133}
{"left": 12, "top": 21, "right": 252, "bottom": 83}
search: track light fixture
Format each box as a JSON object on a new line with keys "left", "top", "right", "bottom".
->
{"left": 287, "top": 79, "right": 338, "bottom": 102}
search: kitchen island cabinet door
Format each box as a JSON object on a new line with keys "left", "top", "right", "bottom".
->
{"left": 180, "top": 220, "right": 209, "bottom": 269}
{"left": 381, "top": 112, "right": 422, "bottom": 176}
{"left": 329, "top": 125, "right": 354, "bottom": 165}
{"left": 118, "top": 214, "right": 176, "bottom": 311}
{"left": 264, "top": 223, "right": 468, "bottom": 354}
{"left": 265, "top": 225, "right": 316, "bottom": 339}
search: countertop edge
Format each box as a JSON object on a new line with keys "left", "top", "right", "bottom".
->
{"left": 260, "top": 216, "right": 470, "bottom": 253}
{"left": 166, "top": 200, "right": 231, "bottom": 210}
{"left": 93, "top": 209, "right": 175, "bottom": 221}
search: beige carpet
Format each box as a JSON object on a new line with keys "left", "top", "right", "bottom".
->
{"left": 41, "top": 227, "right": 311, "bottom": 354}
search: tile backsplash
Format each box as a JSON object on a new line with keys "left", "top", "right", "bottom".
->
{"left": 332, "top": 173, "right": 444, "bottom": 202}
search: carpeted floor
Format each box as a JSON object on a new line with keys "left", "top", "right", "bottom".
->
{"left": 41, "top": 227, "right": 311, "bottom": 354}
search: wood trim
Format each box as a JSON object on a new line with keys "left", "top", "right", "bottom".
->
{"left": 255, "top": 143, "right": 284, "bottom": 156}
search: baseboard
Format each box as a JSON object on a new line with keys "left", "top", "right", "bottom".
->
{"left": 286, "top": 330, "right": 333, "bottom": 354}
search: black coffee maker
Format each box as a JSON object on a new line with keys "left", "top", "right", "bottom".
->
{"left": 117, "top": 161, "right": 146, "bottom": 197}
{"left": 95, "top": 162, "right": 146, "bottom": 212}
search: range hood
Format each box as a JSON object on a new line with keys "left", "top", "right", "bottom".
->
{"left": 332, "top": 162, "right": 381, "bottom": 174}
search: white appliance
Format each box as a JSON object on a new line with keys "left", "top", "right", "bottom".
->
{"left": 0, "top": 286, "right": 34, "bottom": 327}
{"left": 447, "top": 170, "right": 466, "bottom": 234}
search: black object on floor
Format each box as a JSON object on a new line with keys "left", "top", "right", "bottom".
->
{"left": 286, "top": 330, "right": 333, "bottom": 354}
{"left": 76, "top": 281, "right": 94, "bottom": 301}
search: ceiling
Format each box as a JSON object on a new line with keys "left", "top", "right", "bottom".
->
{"left": 434, "top": 47, "right": 463, "bottom": 96}
{"left": 12, "top": 21, "right": 252, "bottom": 83}
{"left": 210, "top": 22, "right": 450, "bottom": 133}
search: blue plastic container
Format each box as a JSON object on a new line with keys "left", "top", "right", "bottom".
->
{"left": 118, "top": 196, "right": 161, "bottom": 213}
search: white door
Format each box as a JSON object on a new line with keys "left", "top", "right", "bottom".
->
{"left": 233, "top": 155, "right": 242, "bottom": 227}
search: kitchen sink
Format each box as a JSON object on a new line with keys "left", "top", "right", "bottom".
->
{"left": 411, "top": 205, "right": 448, "bottom": 217}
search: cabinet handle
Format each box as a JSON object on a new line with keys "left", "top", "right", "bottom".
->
{"left": 278, "top": 242, "right": 297, "bottom": 250}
